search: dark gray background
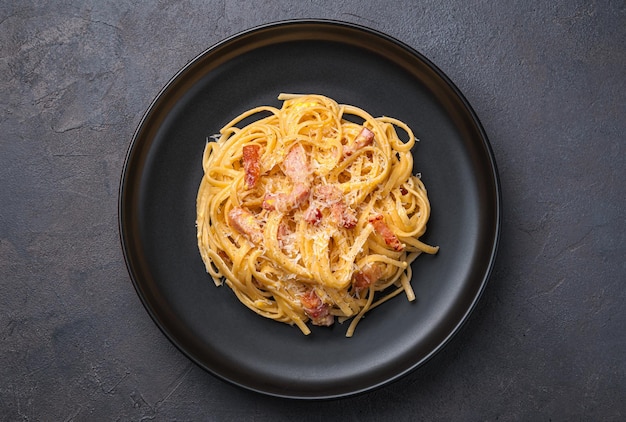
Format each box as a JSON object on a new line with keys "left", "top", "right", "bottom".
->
{"left": 1, "top": 1, "right": 624, "bottom": 420}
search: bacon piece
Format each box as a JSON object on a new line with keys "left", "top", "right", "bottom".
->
{"left": 316, "top": 184, "right": 341, "bottom": 202}
{"left": 354, "top": 127, "right": 375, "bottom": 149}
{"left": 262, "top": 192, "right": 287, "bottom": 211}
{"left": 262, "top": 144, "right": 312, "bottom": 213}
{"left": 368, "top": 214, "right": 404, "bottom": 251}
{"left": 344, "top": 127, "right": 375, "bottom": 157}
{"left": 353, "top": 263, "right": 383, "bottom": 292}
{"left": 331, "top": 203, "right": 357, "bottom": 229}
{"left": 303, "top": 206, "right": 322, "bottom": 225}
{"left": 262, "top": 182, "right": 310, "bottom": 213}
{"left": 315, "top": 184, "right": 357, "bottom": 229}
{"left": 242, "top": 144, "right": 261, "bottom": 189}
{"left": 283, "top": 144, "right": 310, "bottom": 184}
{"left": 228, "top": 207, "right": 263, "bottom": 244}
{"left": 290, "top": 182, "right": 310, "bottom": 208}
{"left": 300, "top": 289, "right": 334, "bottom": 326}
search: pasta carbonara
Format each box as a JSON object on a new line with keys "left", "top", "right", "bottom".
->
{"left": 196, "top": 94, "right": 438, "bottom": 336}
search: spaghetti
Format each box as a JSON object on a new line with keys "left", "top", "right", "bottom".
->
{"left": 196, "top": 94, "right": 438, "bottom": 336}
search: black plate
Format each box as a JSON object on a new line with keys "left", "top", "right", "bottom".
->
{"left": 119, "top": 20, "right": 500, "bottom": 399}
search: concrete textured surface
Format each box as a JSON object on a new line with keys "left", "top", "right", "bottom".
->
{"left": 1, "top": 1, "right": 625, "bottom": 420}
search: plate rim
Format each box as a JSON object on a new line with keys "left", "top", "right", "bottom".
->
{"left": 118, "top": 18, "right": 502, "bottom": 399}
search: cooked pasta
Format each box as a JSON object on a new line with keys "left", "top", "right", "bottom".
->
{"left": 196, "top": 93, "right": 438, "bottom": 336}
